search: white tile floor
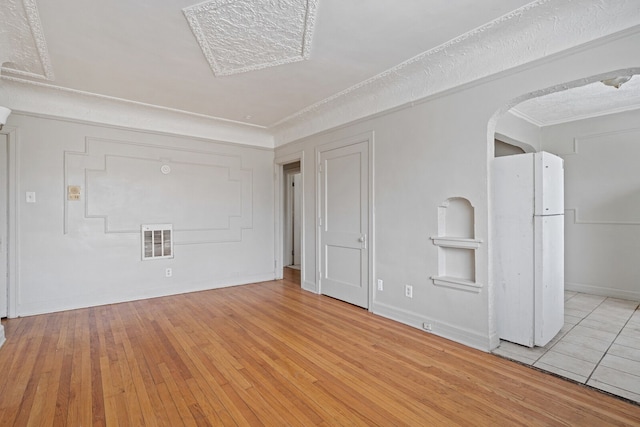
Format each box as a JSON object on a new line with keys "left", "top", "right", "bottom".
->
{"left": 493, "top": 291, "right": 640, "bottom": 404}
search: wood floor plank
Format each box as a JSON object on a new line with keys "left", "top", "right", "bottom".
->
{"left": 1, "top": 279, "right": 639, "bottom": 426}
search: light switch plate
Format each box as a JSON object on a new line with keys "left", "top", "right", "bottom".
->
{"left": 67, "top": 185, "right": 81, "bottom": 201}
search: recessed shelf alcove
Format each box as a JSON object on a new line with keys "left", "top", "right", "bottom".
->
{"left": 430, "top": 197, "right": 482, "bottom": 293}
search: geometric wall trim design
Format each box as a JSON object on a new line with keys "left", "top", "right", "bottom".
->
{"left": 565, "top": 128, "right": 640, "bottom": 225}
{"left": 64, "top": 138, "right": 253, "bottom": 244}
{"left": 183, "top": 0, "right": 317, "bottom": 76}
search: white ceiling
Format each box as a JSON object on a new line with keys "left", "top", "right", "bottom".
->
{"left": 511, "top": 74, "right": 640, "bottom": 126}
{"left": 1, "top": 0, "right": 639, "bottom": 139}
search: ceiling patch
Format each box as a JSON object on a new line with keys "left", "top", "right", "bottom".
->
{"left": 183, "top": 0, "right": 317, "bottom": 77}
{"left": 0, "top": 0, "right": 54, "bottom": 80}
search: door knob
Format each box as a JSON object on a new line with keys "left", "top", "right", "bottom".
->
{"left": 358, "top": 236, "right": 365, "bottom": 242}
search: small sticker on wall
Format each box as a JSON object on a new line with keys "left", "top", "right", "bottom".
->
{"left": 67, "top": 185, "right": 81, "bottom": 201}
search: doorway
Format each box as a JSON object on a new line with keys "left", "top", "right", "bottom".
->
{"left": 283, "top": 161, "right": 302, "bottom": 285}
{"left": 0, "top": 134, "right": 7, "bottom": 318}
{"left": 317, "top": 138, "right": 370, "bottom": 308}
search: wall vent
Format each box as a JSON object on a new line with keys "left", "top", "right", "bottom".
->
{"left": 141, "top": 224, "right": 173, "bottom": 260}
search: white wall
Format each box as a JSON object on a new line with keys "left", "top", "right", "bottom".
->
{"left": 275, "top": 29, "right": 640, "bottom": 351}
{"left": 7, "top": 113, "right": 275, "bottom": 316}
{"left": 4, "top": 26, "right": 639, "bottom": 354}
{"left": 494, "top": 111, "right": 541, "bottom": 153}
{"left": 494, "top": 140, "right": 526, "bottom": 157}
{"left": 541, "top": 109, "right": 640, "bottom": 301}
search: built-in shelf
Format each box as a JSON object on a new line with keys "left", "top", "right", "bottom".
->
{"left": 432, "top": 197, "right": 482, "bottom": 292}
{"left": 431, "top": 276, "right": 483, "bottom": 293}
{"left": 430, "top": 236, "right": 482, "bottom": 249}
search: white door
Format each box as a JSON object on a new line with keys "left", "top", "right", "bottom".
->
{"left": 319, "top": 141, "right": 369, "bottom": 308}
{"left": 0, "top": 134, "right": 7, "bottom": 317}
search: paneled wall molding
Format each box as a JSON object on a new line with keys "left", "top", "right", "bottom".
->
{"left": 572, "top": 126, "right": 640, "bottom": 154}
{"left": 64, "top": 137, "right": 253, "bottom": 244}
{"left": 565, "top": 209, "right": 640, "bottom": 226}
{"left": 552, "top": 126, "right": 640, "bottom": 157}
{"left": 563, "top": 126, "right": 640, "bottom": 224}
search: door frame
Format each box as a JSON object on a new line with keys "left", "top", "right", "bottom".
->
{"left": 283, "top": 168, "right": 301, "bottom": 268}
{"left": 315, "top": 131, "right": 375, "bottom": 310}
{"left": 274, "top": 151, "right": 305, "bottom": 284}
{"left": 1, "top": 126, "right": 18, "bottom": 318}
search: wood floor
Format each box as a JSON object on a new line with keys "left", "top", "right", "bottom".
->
{"left": 1, "top": 279, "right": 639, "bottom": 426}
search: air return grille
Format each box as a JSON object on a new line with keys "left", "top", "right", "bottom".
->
{"left": 141, "top": 224, "right": 173, "bottom": 260}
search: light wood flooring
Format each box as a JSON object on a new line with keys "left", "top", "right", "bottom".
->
{"left": 1, "top": 278, "right": 640, "bottom": 426}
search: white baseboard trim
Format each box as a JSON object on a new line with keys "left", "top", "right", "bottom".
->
{"left": 371, "top": 301, "right": 491, "bottom": 352}
{"left": 0, "top": 325, "right": 5, "bottom": 349}
{"left": 566, "top": 282, "right": 640, "bottom": 302}
{"left": 302, "top": 280, "right": 318, "bottom": 293}
{"left": 488, "top": 331, "right": 500, "bottom": 351}
{"left": 16, "top": 272, "right": 277, "bottom": 318}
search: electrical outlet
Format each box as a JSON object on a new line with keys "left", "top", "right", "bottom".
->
{"left": 423, "top": 322, "right": 432, "bottom": 331}
{"left": 405, "top": 284, "right": 413, "bottom": 298}
{"left": 165, "top": 268, "right": 172, "bottom": 278}
{"left": 377, "top": 279, "right": 383, "bottom": 291}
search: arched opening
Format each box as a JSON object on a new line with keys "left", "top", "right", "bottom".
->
{"left": 489, "top": 69, "right": 640, "bottom": 398}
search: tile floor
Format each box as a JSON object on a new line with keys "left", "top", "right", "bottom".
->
{"left": 493, "top": 291, "right": 640, "bottom": 404}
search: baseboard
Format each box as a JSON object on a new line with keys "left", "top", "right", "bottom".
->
{"left": 565, "top": 282, "right": 640, "bottom": 302}
{"left": 15, "top": 272, "right": 277, "bottom": 318}
{"left": 302, "top": 280, "right": 318, "bottom": 293}
{"left": 371, "top": 301, "right": 491, "bottom": 352}
{"left": 488, "top": 331, "right": 500, "bottom": 351}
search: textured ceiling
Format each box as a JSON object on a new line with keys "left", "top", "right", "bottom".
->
{"left": 0, "top": 0, "right": 534, "bottom": 126}
{"left": 512, "top": 74, "right": 640, "bottom": 126}
{"left": 183, "top": 0, "right": 317, "bottom": 76}
{"left": 0, "top": 0, "right": 639, "bottom": 143}
{"left": 0, "top": 0, "right": 53, "bottom": 80}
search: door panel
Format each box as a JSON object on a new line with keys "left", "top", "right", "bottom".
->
{"left": 319, "top": 141, "right": 368, "bottom": 308}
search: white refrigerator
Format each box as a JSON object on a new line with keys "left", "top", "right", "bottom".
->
{"left": 493, "top": 152, "right": 564, "bottom": 347}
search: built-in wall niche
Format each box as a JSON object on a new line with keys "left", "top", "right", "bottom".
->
{"left": 431, "top": 197, "right": 482, "bottom": 293}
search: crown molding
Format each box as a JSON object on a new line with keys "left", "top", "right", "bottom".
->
{"left": 271, "top": 0, "right": 640, "bottom": 146}
{"left": 2, "top": 0, "right": 639, "bottom": 150}
{"left": 508, "top": 108, "right": 545, "bottom": 127}
{"left": 0, "top": 76, "right": 274, "bottom": 148}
